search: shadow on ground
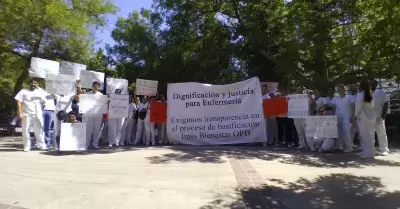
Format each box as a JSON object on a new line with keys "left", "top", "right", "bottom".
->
{"left": 146, "top": 146, "right": 400, "bottom": 168}
{"left": 199, "top": 173, "right": 400, "bottom": 209}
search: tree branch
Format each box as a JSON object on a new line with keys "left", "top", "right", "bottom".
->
{"left": 259, "top": 49, "right": 315, "bottom": 89}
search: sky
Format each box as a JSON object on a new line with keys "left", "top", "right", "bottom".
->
{"left": 95, "top": 0, "right": 153, "bottom": 49}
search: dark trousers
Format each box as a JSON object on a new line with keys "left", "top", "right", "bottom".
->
{"left": 276, "top": 117, "right": 298, "bottom": 146}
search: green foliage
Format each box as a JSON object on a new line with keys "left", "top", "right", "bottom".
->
{"left": 109, "top": 0, "right": 400, "bottom": 90}
{"left": 0, "top": 0, "right": 118, "bottom": 100}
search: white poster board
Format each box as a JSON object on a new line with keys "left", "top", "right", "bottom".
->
{"left": 136, "top": 79, "right": 158, "bottom": 96}
{"left": 106, "top": 78, "right": 129, "bottom": 94}
{"left": 260, "top": 82, "right": 279, "bottom": 93}
{"left": 60, "top": 123, "right": 87, "bottom": 151}
{"left": 79, "top": 94, "right": 108, "bottom": 115}
{"left": 167, "top": 77, "right": 266, "bottom": 145}
{"left": 60, "top": 61, "right": 86, "bottom": 78}
{"left": 108, "top": 94, "right": 129, "bottom": 118}
{"left": 288, "top": 94, "right": 309, "bottom": 118}
{"left": 29, "top": 57, "right": 60, "bottom": 78}
{"left": 45, "top": 74, "right": 76, "bottom": 95}
{"left": 305, "top": 116, "right": 338, "bottom": 138}
{"left": 80, "top": 70, "right": 105, "bottom": 89}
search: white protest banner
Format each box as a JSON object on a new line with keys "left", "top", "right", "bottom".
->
{"left": 167, "top": 77, "right": 266, "bottom": 145}
{"left": 60, "top": 61, "right": 86, "bottom": 78}
{"left": 305, "top": 116, "right": 338, "bottom": 138}
{"left": 260, "top": 82, "right": 279, "bottom": 93}
{"left": 108, "top": 94, "right": 129, "bottom": 118}
{"left": 29, "top": 57, "right": 60, "bottom": 78}
{"left": 136, "top": 79, "right": 158, "bottom": 96}
{"left": 80, "top": 70, "right": 105, "bottom": 89}
{"left": 60, "top": 123, "right": 87, "bottom": 151}
{"left": 79, "top": 94, "right": 108, "bottom": 115}
{"left": 106, "top": 78, "right": 129, "bottom": 94}
{"left": 288, "top": 94, "right": 309, "bottom": 118}
{"left": 45, "top": 74, "right": 76, "bottom": 95}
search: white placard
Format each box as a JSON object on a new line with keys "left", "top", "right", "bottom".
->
{"left": 106, "top": 78, "right": 129, "bottom": 94}
{"left": 29, "top": 57, "right": 60, "bottom": 78}
{"left": 167, "top": 77, "right": 266, "bottom": 145}
{"left": 136, "top": 79, "right": 158, "bottom": 96}
{"left": 305, "top": 116, "right": 338, "bottom": 138}
{"left": 45, "top": 74, "right": 76, "bottom": 95}
{"left": 60, "top": 123, "right": 87, "bottom": 151}
{"left": 288, "top": 94, "right": 309, "bottom": 118}
{"left": 79, "top": 94, "right": 108, "bottom": 115}
{"left": 80, "top": 70, "right": 105, "bottom": 89}
{"left": 260, "top": 82, "right": 279, "bottom": 93}
{"left": 108, "top": 94, "right": 129, "bottom": 118}
{"left": 60, "top": 61, "right": 86, "bottom": 78}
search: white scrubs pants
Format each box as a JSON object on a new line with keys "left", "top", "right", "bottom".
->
{"left": 306, "top": 137, "right": 335, "bottom": 152}
{"left": 294, "top": 118, "right": 306, "bottom": 147}
{"left": 144, "top": 119, "right": 156, "bottom": 145}
{"left": 374, "top": 118, "right": 389, "bottom": 153}
{"left": 159, "top": 123, "right": 167, "bottom": 144}
{"left": 134, "top": 119, "right": 147, "bottom": 144}
{"left": 22, "top": 115, "right": 45, "bottom": 149}
{"left": 83, "top": 116, "right": 102, "bottom": 148}
{"left": 336, "top": 116, "right": 352, "bottom": 152}
{"left": 357, "top": 115, "right": 376, "bottom": 158}
{"left": 122, "top": 118, "right": 137, "bottom": 143}
{"left": 108, "top": 118, "right": 125, "bottom": 145}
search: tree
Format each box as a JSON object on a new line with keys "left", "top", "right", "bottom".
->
{"left": 0, "top": 0, "right": 118, "bottom": 97}
{"left": 108, "top": 8, "right": 245, "bottom": 93}
{"left": 152, "top": 0, "right": 400, "bottom": 89}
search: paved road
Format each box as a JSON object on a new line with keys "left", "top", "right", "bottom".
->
{"left": 1, "top": 137, "right": 400, "bottom": 209}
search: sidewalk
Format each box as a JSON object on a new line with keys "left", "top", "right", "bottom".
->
{"left": 0, "top": 137, "right": 400, "bottom": 209}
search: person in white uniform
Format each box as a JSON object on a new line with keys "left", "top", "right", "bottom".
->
{"left": 261, "top": 85, "right": 269, "bottom": 146}
{"left": 306, "top": 106, "right": 335, "bottom": 152}
{"left": 36, "top": 87, "right": 57, "bottom": 147}
{"left": 121, "top": 94, "right": 138, "bottom": 145}
{"left": 353, "top": 81, "right": 376, "bottom": 159}
{"left": 332, "top": 85, "right": 353, "bottom": 152}
{"left": 348, "top": 83, "right": 359, "bottom": 146}
{"left": 82, "top": 81, "right": 104, "bottom": 149}
{"left": 371, "top": 80, "right": 389, "bottom": 155}
{"left": 293, "top": 86, "right": 307, "bottom": 149}
{"left": 15, "top": 78, "right": 47, "bottom": 152}
{"left": 134, "top": 96, "right": 149, "bottom": 145}
{"left": 144, "top": 96, "right": 156, "bottom": 145}
{"left": 108, "top": 89, "right": 126, "bottom": 147}
{"left": 158, "top": 94, "right": 169, "bottom": 144}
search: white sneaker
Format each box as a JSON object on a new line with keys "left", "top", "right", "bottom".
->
{"left": 40, "top": 146, "right": 48, "bottom": 151}
{"left": 23, "top": 147, "right": 31, "bottom": 152}
{"left": 108, "top": 144, "right": 113, "bottom": 148}
{"left": 381, "top": 152, "right": 389, "bottom": 156}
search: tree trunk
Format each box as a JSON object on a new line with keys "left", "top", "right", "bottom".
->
{"left": 12, "top": 59, "right": 30, "bottom": 97}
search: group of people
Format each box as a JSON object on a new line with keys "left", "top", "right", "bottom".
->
{"left": 261, "top": 80, "right": 390, "bottom": 159}
{"left": 15, "top": 77, "right": 390, "bottom": 159}
{"left": 15, "top": 78, "right": 168, "bottom": 152}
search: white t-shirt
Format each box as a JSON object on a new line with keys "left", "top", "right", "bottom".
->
{"left": 332, "top": 95, "right": 352, "bottom": 118}
{"left": 355, "top": 92, "right": 376, "bottom": 121}
{"left": 55, "top": 94, "right": 73, "bottom": 113}
{"left": 373, "top": 89, "right": 389, "bottom": 117}
{"left": 36, "top": 88, "right": 56, "bottom": 111}
{"left": 14, "top": 88, "right": 46, "bottom": 117}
